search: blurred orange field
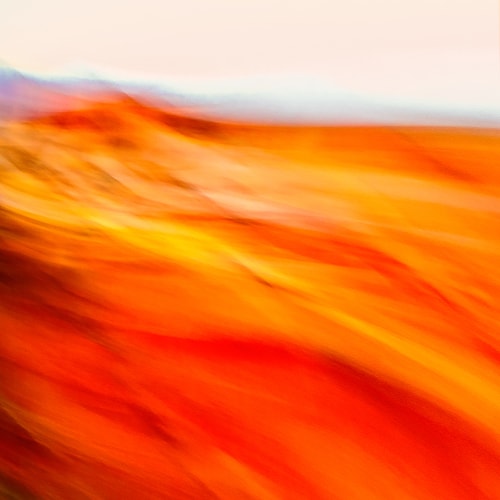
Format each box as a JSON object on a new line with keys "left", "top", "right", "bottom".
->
{"left": 1, "top": 97, "right": 500, "bottom": 499}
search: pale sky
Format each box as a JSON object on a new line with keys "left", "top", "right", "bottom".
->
{"left": 0, "top": 0, "right": 499, "bottom": 116}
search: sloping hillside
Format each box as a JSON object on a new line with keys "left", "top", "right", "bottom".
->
{"left": 1, "top": 99, "right": 500, "bottom": 499}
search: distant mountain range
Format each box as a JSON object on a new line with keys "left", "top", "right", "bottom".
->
{"left": 1, "top": 65, "right": 499, "bottom": 127}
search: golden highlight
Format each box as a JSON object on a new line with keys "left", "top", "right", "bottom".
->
{"left": 1, "top": 98, "right": 500, "bottom": 499}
